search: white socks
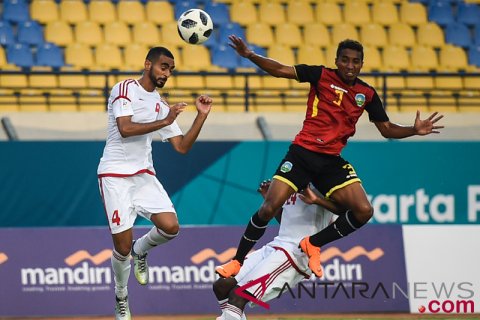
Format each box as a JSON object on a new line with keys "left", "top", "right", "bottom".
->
{"left": 223, "top": 303, "right": 243, "bottom": 320}
{"left": 133, "top": 227, "right": 178, "bottom": 256}
{"left": 111, "top": 249, "right": 131, "bottom": 299}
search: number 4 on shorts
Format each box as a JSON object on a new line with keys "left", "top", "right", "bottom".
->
{"left": 112, "top": 210, "right": 120, "bottom": 226}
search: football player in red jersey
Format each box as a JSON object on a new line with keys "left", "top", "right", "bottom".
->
{"left": 216, "top": 35, "right": 444, "bottom": 280}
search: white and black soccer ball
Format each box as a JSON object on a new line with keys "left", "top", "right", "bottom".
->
{"left": 177, "top": 9, "right": 213, "bottom": 45}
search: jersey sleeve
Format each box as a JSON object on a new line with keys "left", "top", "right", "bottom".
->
{"left": 110, "top": 82, "right": 135, "bottom": 119}
{"left": 294, "top": 64, "right": 323, "bottom": 84}
{"left": 365, "top": 89, "right": 389, "bottom": 122}
{"left": 157, "top": 120, "right": 183, "bottom": 141}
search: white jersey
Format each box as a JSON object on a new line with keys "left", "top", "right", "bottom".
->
{"left": 97, "top": 79, "right": 182, "bottom": 176}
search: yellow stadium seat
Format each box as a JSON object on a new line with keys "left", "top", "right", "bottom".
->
{"left": 29, "top": 67, "right": 58, "bottom": 89}
{"left": 359, "top": 75, "right": 378, "bottom": 87}
{"left": 65, "top": 43, "right": 94, "bottom": 69}
{"left": 411, "top": 45, "right": 438, "bottom": 71}
{"left": 162, "top": 22, "right": 188, "bottom": 47}
{"left": 315, "top": 2, "right": 342, "bottom": 26}
{"left": 435, "top": 76, "right": 463, "bottom": 90}
{"left": 297, "top": 45, "right": 326, "bottom": 65}
{"left": 427, "top": 91, "right": 458, "bottom": 112}
{"left": 406, "top": 76, "right": 434, "bottom": 90}
{"left": 233, "top": 74, "right": 263, "bottom": 90}
{"left": 181, "top": 45, "right": 212, "bottom": 71}
{"left": 87, "top": 71, "right": 117, "bottom": 88}
{"left": 439, "top": 45, "right": 469, "bottom": 71}
{"left": 382, "top": 46, "right": 410, "bottom": 71}
{"left": 385, "top": 75, "right": 406, "bottom": 90}
{"left": 246, "top": 22, "right": 274, "bottom": 47}
{"left": 0, "top": 47, "right": 7, "bottom": 68}
{"left": 362, "top": 45, "right": 382, "bottom": 71}
{"left": 417, "top": 23, "right": 445, "bottom": 48}
{"left": 372, "top": 2, "right": 398, "bottom": 26}
{"left": 89, "top": 1, "right": 116, "bottom": 24}
{"left": 18, "top": 89, "right": 47, "bottom": 112}
{"left": 332, "top": 23, "right": 359, "bottom": 45}
{"left": 124, "top": 44, "right": 149, "bottom": 71}
{"left": 0, "top": 90, "right": 19, "bottom": 112}
{"left": 95, "top": 44, "right": 123, "bottom": 70}
{"left": 59, "top": 0, "right": 87, "bottom": 24}
{"left": 132, "top": 22, "right": 161, "bottom": 47}
{"left": 146, "top": 1, "right": 174, "bottom": 25}
{"left": 400, "top": 2, "right": 427, "bottom": 26}
{"left": 263, "top": 75, "right": 290, "bottom": 89}
{"left": 167, "top": 46, "right": 182, "bottom": 67}
{"left": 275, "top": 23, "right": 302, "bottom": 47}
{"left": 344, "top": 1, "right": 371, "bottom": 26}
{"left": 388, "top": 23, "right": 416, "bottom": 47}
{"left": 45, "top": 21, "right": 73, "bottom": 46}
{"left": 303, "top": 23, "right": 330, "bottom": 48}
{"left": 0, "top": 66, "right": 28, "bottom": 88}
{"left": 287, "top": 1, "right": 314, "bottom": 25}
{"left": 205, "top": 75, "right": 234, "bottom": 89}
{"left": 49, "top": 94, "right": 78, "bottom": 112}
{"left": 396, "top": 91, "right": 429, "bottom": 113}
{"left": 175, "top": 75, "right": 205, "bottom": 89}
{"left": 290, "top": 79, "right": 310, "bottom": 91}
{"left": 360, "top": 23, "right": 388, "bottom": 48}
{"left": 267, "top": 44, "right": 295, "bottom": 66}
{"left": 258, "top": 2, "right": 286, "bottom": 25}
{"left": 31, "top": 0, "right": 59, "bottom": 24}
{"left": 464, "top": 75, "right": 480, "bottom": 89}
{"left": 104, "top": 21, "right": 131, "bottom": 46}
{"left": 230, "top": 2, "right": 258, "bottom": 26}
{"left": 79, "top": 90, "right": 106, "bottom": 112}
{"left": 58, "top": 67, "right": 88, "bottom": 88}
{"left": 118, "top": 1, "right": 146, "bottom": 25}
{"left": 325, "top": 46, "right": 337, "bottom": 68}
{"left": 75, "top": 21, "right": 103, "bottom": 46}
{"left": 458, "top": 91, "right": 480, "bottom": 112}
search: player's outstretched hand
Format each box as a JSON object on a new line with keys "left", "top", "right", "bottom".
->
{"left": 257, "top": 179, "right": 271, "bottom": 199}
{"left": 298, "top": 185, "right": 318, "bottom": 205}
{"left": 414, "top": 111, "right": 444, "bottom": 135}
{"left": 165, "top": 102, "right": 186, "bottom": 124}
{"left": 195, "top": 94, "right": 212, "bottom": 114}
{"left": 228, "top": 35, "right": 253, "bottom": 59}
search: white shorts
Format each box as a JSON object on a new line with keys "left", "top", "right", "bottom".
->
{"left": 98, "top": 173, "right": 176, "bottom": 234}
{"left": 235, "top": 244, "right": 310, "bottom": 304}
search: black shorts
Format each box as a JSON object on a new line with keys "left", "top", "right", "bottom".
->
{"left": 273, "top": 144, "right": 361, "bottom": 198}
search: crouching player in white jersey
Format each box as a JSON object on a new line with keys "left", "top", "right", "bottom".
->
{"left": 97, "top": 47, "right": 212, "bottom": 320}
{"left": 213, "top": 180, "right": 346, "bottom": 320}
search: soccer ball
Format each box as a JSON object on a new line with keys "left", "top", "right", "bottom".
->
{"left": 177, "top": 9, "right": 213, "bottom": 45}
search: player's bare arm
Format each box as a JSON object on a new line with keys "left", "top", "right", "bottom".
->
{"left": 228, "top": 35, "right": 296, "bottom": 79}
{"left": 374, "top": 111, "right": 445, "bottom": 139}
{"left": 116, "top": 103, "right": 186, "bottom": 138}
{"left": 299, "top": 185, "right": 347, "bottom": 214}
{"left": 169, "top": 94, "right": 212, "bottom": 154}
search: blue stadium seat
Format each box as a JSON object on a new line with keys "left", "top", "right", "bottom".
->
{"left": 211, "top": 44, "right": 239, "bottom": 69}
{"left": 36, "top": 42, "right": 64, "bottom": 68}
{"left": 457, "top": 3, "right": 480, "bottom": 26}
{"left": 218, "top": 22, "right": 246, "bottom": 45}
{"left": 2, "top": 0, "right": 30, "bottom": 23}
{"left": 0, "top": 21, "right": 15, "bottom": 46}
{"left": 239, "top": 45, "right": 266, "bottom": 68}
{"left": 428, "top": 2, "right": 455, "bottom": 26}
{"left": 18, "top": 20, "right": 44, "bottom": 46}
{"left": 445, "top": 22, "right": 472, "bottom": 48}
{"left": 174, "top": 1, "right": 197, "bottom": 19}
{"left": 468, "top": 45, "right": 480, "bottom": 67}
{"left": 6, "top": 43, "right": 34, "bottom": 68}
{"left": 204, "top": 2, "right": 230, "bottom": 26}
{"left": 475, "top": 24, "right": 480, "bottom": 45}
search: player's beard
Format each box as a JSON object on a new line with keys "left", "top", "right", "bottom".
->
{"left": 149, "top": 69, "right": 166, "bottom": 88}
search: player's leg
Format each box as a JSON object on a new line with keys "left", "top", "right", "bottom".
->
{"left": 213, "top": 277, "right": 238, "bottom": 319}
{"left": 111, "top": 229, "right": 133, "bottom": 320}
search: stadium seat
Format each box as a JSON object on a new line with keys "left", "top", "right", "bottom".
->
{"left": 29, "top": 66, "right": 58, "bottom": 89}
{"left": 275, "top": 23, "right": 302, "bottom": 48}
{"left": 175, "top": 74, "right": 205, "bottom": 89}
{"left": 267, "top": 44, "right": 295, "bottom": 66}
{"left": 411, "top": 45, "right": 439, "bottom": 71}
{"left": 258, "top": 2, "right": 286, "bottom": 26}
{"left": 6, "top": 43, "right": 34, "bottom": 68}
{"left": 464, "top": 71, "right": 480, "bottom": 89}
{"left": 174, "top": 1, "right": 196, "bottom": 20}
{"left": 59, "top": 0, "right": 87, "bottom": 24}
{"left": 325, "top": 46, "right": 338, "bottom": 68}
{"left": 388, "top": 23, "right": 416, "bottom": 47}
{"left": 205, "top": 74, "right": 234, "bottom": 89}
{"left": 211, "top": 44, "right": 240, "bottom": 69}
{"left": 89, "top": 1, "right": 117, "bottom": 24}
{"left": 297, "top": 44, "right": 326, "bottom": 65}
{"left": 344, "top": 1, "right": 371, "bottom": 26}
{"left": 58, "top": 66, "right": 88, "bottom": 88}
{"left": 332, "top": 23, "right": 359, "bottom": 45}
{"left": 104, "top": 21, "right": 131, "bottom": 46}
{"left": 65, "top": 43, "right": 94, "bottom": 69}
{"left": 44, "top": 21, "right": 73, "bottom": 46}
{"left": 468, "top": 45, "right": 480, "bottom": 67}
{"left": 439, "top": 45, "right": 469, "bottom": 71}
{"left": 362, "top": 45, "right": 382, "bottom": 71}
{"left": 78, "top": 90, "right": 106, "bottom": 112}
{"left": 36, "top": 42, "right": 64, "bottom": 68}
{"left": 360, "top": 23, "right": 388, "bottom": 48}
{"left": 445, "top": 23, "right": 472, "bottom": 48}
{"left": 132, "top": 22, "right": 161, "bottom": 47}
{"left": 246, "top": 23, "right": 274, "bottom": 47}
{"left": 457, "top": 2, "right": 480, "bottom": 26}
{"left": 287, "top": 1, "right": 314, "bottom": 25}
{"left": 17, "top": 20, "right": 44, "bottom": 46}
{"left": 0, "top": 65, "right": 28, "bottom": 88}
{"left": 218, "top": 22, "right": 246, "bottom": 45}
{"left": 118, "top": 1, "right": 146, "bottom": 25}
{"left": 0, "top": 46, "right": 7, "bottom": 68}
{"left": 95, "top": 44, "right": 123, "bottom": 70}
{"left": 475, "top": 26, "right": 480, "bottom": 45}
{"left": 0, "top": 89, "right": 19, "bottom": 112}
{"left": 400, "top": 2, "right": 427, "bottom": 26}
{"left": 428, "top": 2, "right": 455, "bottom": 27}
{"left": 146, "top": 1, "right": 174, "bottom": 25}
{"left": 2, "top": 0, "right": 30, "bottom": 23}
{"left": 315, "top": 2, "right": 342, "bottom": 26}
{"left": 204, "top": 2, "right": 230, "bottom": 26}
{"left": 406, "top": 75, "right": 435, "bottom": 90}
{"left": 75, "top": 21, "right": 103, "bottom": 47}
{"left": 417, "top": 22, "right": 445, "bottom": 48}
{"left": 230, "top": 2, "right": 258, "bottom": 26}
{"left": 87, "top": 71, "right": 117, "bottom": 89}
{"left": 161, "top": 22, "right": 188, "bottom": 47}
{"left": 303, "top": 23, "right": 330, "bottom": 48}
{"left": 435, "top": 76, "right": 464, "bottom": 90}
{"left": 382, "top": 45, "right": 410, "bottom": 71}
{"left": 372, "top": 2, "right": 399, "bottom": 26}
{"left": 49, "top": 94, "right": 78, "bottom": 112}
{"left": 181, "top": 45, "right": 212, "bottom": 70}
{"left": 19, "top": 89, "right": 48, "bottom": 112}
{"left": 30, "top": 0, "right": 59, "bottom": 24}
{"left": 0, "top": 21, "right": 15, "bottom": 46}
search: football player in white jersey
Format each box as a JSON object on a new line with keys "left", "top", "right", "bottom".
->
{"left": 213, "top": 180, "right": 346, "bottom": 320}
{"left": 97, "top": 47, "right": 212, "bottom": 320}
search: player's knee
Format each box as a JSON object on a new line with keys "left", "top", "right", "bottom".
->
{"left": 354, "top": 202, "right": 374, "bottom": 223}
{"left": 212, "top": 278, "right": 235, "bottom": 300}
{"left": 114, "top": 243, "right": 132, "bottom": 257}
{"left": 259, "top": 202, "right": 279, "bottom": 221}
{"left": 159, "top": 222, "right": 180, "bottom": 236}
{"left": 228, "top": 286, "right": 249, "bottom": 309}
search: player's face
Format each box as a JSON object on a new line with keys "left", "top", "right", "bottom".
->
{"left": 335, "top": 48, "right": 363, "bottom": 85}
{"left": 149, "top": 55, "right": 175, "bottom": 88}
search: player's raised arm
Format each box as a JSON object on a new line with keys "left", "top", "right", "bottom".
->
{"left": 228, "top": 35, "right": 296, "bottom": 79}
{"left": 299, "top": 185, "right": 347, "bottom": 215}
{"left": 374, "top": 111, "right": 445, "bottom": 139}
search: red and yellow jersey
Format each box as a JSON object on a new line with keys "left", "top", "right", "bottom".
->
{"left": 293, "top": 65, "right": 389, "bottom": 155}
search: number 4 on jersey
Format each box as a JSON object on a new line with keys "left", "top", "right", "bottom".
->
{"left": 111, "top": 210, "right": 121, "bottom": 226}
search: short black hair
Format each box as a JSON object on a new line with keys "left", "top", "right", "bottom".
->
{"left": 336, "top": 39, "right": 364, "bottom": 61}
{"left": 146, "top": 47, "right": 174, "bottom": 63}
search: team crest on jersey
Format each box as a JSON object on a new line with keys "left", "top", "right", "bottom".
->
{"left": 280, "top": 161, "right": 293, "bottom": 173}
{"left": 355, "top": 93, "right": 366, "bottom": 107}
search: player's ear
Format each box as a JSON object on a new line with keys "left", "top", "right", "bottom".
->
{"left": 144, "top": 59, "right": 152, "bottom": 71}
